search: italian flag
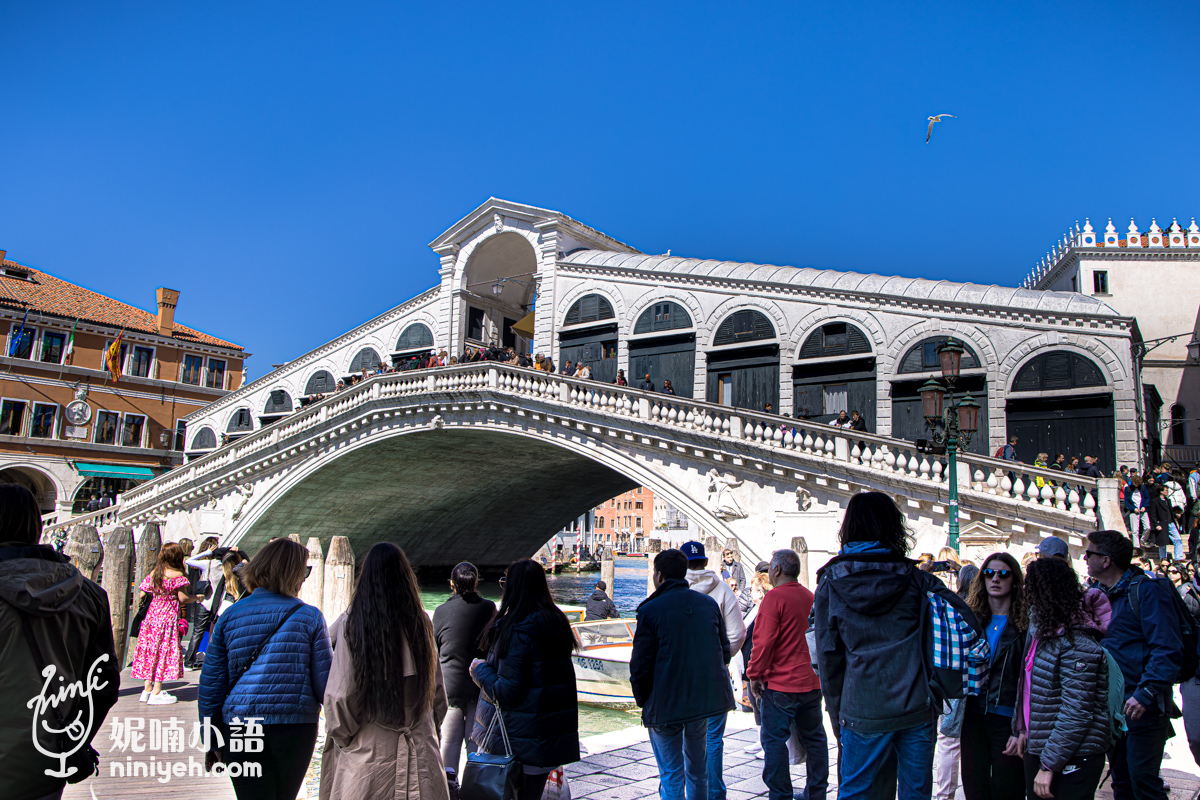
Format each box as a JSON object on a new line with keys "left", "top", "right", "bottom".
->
{"left": 63, "top": 319, "right": 77, "bottom": 365}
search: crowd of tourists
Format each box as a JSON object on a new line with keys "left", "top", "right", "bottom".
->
{"left": 7, "top": 479, "right": 1200, "bottom": 800}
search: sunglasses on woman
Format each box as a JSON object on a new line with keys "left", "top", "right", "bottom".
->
{"left": 982, "top": 568, "right": 1012, "bottom": 579}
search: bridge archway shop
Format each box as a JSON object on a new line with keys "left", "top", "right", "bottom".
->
{"left": 559, "top": 294, "right": 619, "bottom": 384}
{"left": 628, "top": 301, "right": 696, "bottom": 398}
{"left": 891, "top": 336, "right": 989, "bottom": 456}
{"left": 793, "top": 321, "right": 876, "bottom": 425}
{"left": 706, "top": 309, "right": 779, "bottom": 412}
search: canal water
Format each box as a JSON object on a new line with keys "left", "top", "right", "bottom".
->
{"left": 418, "top": 556, "right": 650, "bottom": 736}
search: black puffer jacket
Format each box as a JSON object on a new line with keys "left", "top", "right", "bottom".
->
{"left": 1013, "top": 623, "right": 1111, "bottom": 772}
{"left": 474, "top": 610, "right": 580, "bottom": 769}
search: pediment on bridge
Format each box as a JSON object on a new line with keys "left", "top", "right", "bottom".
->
{"left": 957, "top": 520, "right": 1011, "bottom": 561}
{"left": 428, "top": 197, "right": 639, "bottom": 256}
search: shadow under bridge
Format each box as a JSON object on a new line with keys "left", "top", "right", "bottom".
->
{"left": 241, "top": 429, "right": 637, "bottom": 567}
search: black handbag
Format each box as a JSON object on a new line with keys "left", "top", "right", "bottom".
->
{"left": 461, "top": 700, "right": 522, "bottom": 800}
{"left": 130, "top": 592, "right": 152, "bottom": 638}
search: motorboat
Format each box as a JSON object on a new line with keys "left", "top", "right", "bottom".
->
{"left": 570, "top": 619, "right": 636, "bottom": 708}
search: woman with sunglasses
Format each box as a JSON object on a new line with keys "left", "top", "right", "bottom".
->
{"left": 1007, "top": 557, "right": 1110, "bottom": 799}
{"left": 959, "top": 553, "right": 1026, "bottom": 800}
{"left": 470, "top": 559, "right": 580, "bottom": 800}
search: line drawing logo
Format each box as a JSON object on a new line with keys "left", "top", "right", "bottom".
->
{"left": 26, "top": 653, "right": 112, "bottom": 778}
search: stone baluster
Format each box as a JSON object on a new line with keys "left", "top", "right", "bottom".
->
{"left": 1084, "top": 492, "right": 1097, "bottom": 516}
{"left": 1026, "top": 477, "right": 1040, "bottom": 505}
{"left": 1012, "top": 476, "right": 1025, "bottom": 501}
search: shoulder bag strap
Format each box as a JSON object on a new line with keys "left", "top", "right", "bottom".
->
{"left": 481, "top": 699, "right": 513, "bottom": 757}
{"left": 227, "top": 601, "right": 305, "bottom": 692}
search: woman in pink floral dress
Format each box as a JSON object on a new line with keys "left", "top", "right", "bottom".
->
{"left": 131, "top": 542, "right": 200, "bottom": 705}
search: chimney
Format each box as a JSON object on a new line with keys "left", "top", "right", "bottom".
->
{"left": 156, "top": 287, "right": 180, "bottom": 337}
{"left": 0, "top": 250, "right": 7, "bottom": 263}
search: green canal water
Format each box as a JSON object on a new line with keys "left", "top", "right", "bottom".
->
{"left": 418, "top": 557, "right": 650, "bottom": 737}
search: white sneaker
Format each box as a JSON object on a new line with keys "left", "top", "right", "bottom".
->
{"left": 743, "top": 743, "right": 762, "bottom": 754}
{"left": 147, "top": 692, "right": 178, "bottom": 705}
{"left": 139, "top": 690, "right": 150, "bottom": 702}
{"left": 755, "top": 750, "right": 765, "bottom": 759}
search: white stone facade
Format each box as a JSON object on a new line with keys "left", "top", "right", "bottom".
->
{"left": 184, "top": 198, "right": 1139, "bottom": 469}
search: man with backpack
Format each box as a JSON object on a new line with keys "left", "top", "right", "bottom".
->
{"left": 1085, "top": 529, "right": 1190, "bottom": 800}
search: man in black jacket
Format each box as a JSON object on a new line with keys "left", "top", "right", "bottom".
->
{"left": 584, "top": 581, "right": 619, "bottom": 621}
{"left": 0, "top": 484, "right": 120, "bottom": 800}
{"left": 631, "top": 549, "right": 733, "bottom": 800}
{"left": 813, "top": 491, "right": 980, "bottom": 799}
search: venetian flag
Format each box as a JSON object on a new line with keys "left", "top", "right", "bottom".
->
{"left": 63, "top": 318, "right": 78, "bottom": 365}
{"left": 105, "top": 330, "right": 124, "bottom": 382}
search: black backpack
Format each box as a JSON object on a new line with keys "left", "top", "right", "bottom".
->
{"left": 1128, "top": 573, "right": 1200, "bottom": 683}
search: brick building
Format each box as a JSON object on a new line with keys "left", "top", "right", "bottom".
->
{"left": 0, "top": 251, "right": 246, "bottom": 518}
{"left": 593, "top": 486, "right": 654, "bottom": 552}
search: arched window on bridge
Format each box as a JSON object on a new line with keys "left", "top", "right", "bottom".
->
{"left": 629, "top": 302, "right": 696, "bottom": 398}
{"left": 393, "top": 323, "right": 435, "bottom": 370}
{"left": 1007, "top": 350, "right": 1113, "bottom": 471}
{"left": 793, "top": 321, "right": 876, "bottom": 428}
{"left": 305, "top": 370, "right": 335, "bottom": 397}
{"left": 891, "top": 336, "right": 988, "bottom": 455}
{"left": 707, "top": 310, "right": 778, "bottom": 412}
{"left": 190, "top": 426, "right": 217, "bottom": 451}
{"left": 226, "top": 409, "right": 253, "bottom": 441}
{"left": 349, "top": 348, "right": 382, "bottom": 374}
{"left": 260, "top": 389, "right": 294, "bottom": 426}
{"left": 560, "top": 294, "right": 618, "bottom": 383}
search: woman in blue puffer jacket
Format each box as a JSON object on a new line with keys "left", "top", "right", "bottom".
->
{"left": 199, "top": 538, "right": 332, "bottom": 800}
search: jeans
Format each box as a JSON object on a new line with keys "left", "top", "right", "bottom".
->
{"left": 839, "top": 720, "right": 936, "bottom": 800}
{"left": 1023, "top": 752, "right": 1104, "bottom": 800}
{"left": 707, "top": 713, "right": 726, "bottom": 800}
{"left": 1169, "top": 524, "right": 1184, "bottom": 560}
{"left": 960, "top": 709, "right": 1023, "bottom": 800}
{"left": 440, "top": 698, "right": 478, "bottom": 774}
{"left": 1109, "top": 706, "right": 1170, "bottom": 800}
{"left": 1181, "top": 677, "right": 1200, "bottom": 768}
{"left": 226, "top": 722, "right": 318, "bottom": 800}
{"left": 649, "top": 719, "right": 708, "bottom": 800}
{"left": 760, "top": 689, "right": 828, "bottom": 800}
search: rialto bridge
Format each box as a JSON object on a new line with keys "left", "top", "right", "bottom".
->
{"left": 44, "top": 198, "right": 1136, "bottom": 571}
{"left": 48, "top": 362, "right": 1123, "bottom": 574}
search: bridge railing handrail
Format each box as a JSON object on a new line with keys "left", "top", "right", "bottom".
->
{"left": 43, "top": 502, "right": 124, "bottom": 537}
{"left": 111, "top": 361, "right": 1100, "bottom": 524}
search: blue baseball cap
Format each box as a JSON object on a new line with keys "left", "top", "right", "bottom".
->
{"left": 681, "top": 541, "right": 705, "bottom": 559}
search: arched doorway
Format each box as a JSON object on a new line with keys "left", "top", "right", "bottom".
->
{"left": 793, "top": 322, "right": 875, "bottom": 425}
{"left": 1006, "top": 351, "right": 1115, "bottom": 470}
{"left": 0, "top": 466, "right": 58, "bottom": 513}
{"left": 628, "top": 301, "right": 695, "bottom": 397}
{"left": 260, "top": 389, "right": 294, "bottom": 426}
{"left": 891, "top": 336, "right": 988, "bottom": 454}
{"left": 459, "top": 232, "right": 538, "bottom": 354}
{"left": 559, "top": 294, "right": 619, "bottom": 384}
{"left": 706, "top": 310, "right": 779, "bottom": 412}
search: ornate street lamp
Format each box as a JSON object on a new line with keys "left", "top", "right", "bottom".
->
{"left": 920, "top": 338, "right": 980, "bottom": 552}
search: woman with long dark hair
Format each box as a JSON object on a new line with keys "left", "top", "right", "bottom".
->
{"left": 959, "top": 552, "right": 1026, "bottom": 800}
{"left": 434, "top": 562, "right": 497, "bottom": 772}
{"left": 1008, "top": 557, "right": 1110, "bottom": 799}
{"left": 131, "top": 541, "right": 201, "bottom": 704}
{"left": 469, "top": 559, "right": 580, "bottom": 800}
{"left": 321, "top": 543, "right": 448, "bottom": 800}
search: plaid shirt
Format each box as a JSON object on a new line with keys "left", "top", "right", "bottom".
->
{"left": 928, "top": 592, "right": 991, "bottom": 696}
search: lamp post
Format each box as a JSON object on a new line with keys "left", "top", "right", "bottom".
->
{"left": 919, "top": 339, "right": 981, "bottom": 552}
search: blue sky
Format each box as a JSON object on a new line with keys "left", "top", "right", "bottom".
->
{"left": 2, "top": 1, "right": 1197, "bottom": 375}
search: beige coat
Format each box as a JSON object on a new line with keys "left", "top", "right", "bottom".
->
{"left": 320, "top": 617, "right": 450, "bottom": 800}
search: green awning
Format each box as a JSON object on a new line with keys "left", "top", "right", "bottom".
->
{"left": 74, "top": 463, "right": 158, "bottom": 480}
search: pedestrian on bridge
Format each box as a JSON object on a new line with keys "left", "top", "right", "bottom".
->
{"left": 321, "top": 543, "right": 449, "bottom": 800}
{"left": 631, "top": 548, "right": 734, "bottom": 800}
{"left": 640, "top": 373, "right": 655, "bottom": 391}
{"left": 682, "top": 540, "right": 746, "bottom": 800}
{"left": 470, "top": 559, "right": 580, "bottom": 800}
{"left": 433, "top": 562, "right": 496, "bottom": 772}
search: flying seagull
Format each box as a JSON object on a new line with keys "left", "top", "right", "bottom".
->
{"left": 926, "top": 114, "right": 955, "bottom": 143}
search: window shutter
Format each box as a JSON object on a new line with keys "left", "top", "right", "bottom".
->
{"left": 397, "top": 323, "right": 433, "bottom": 351}
{"left": 305, "top": 371, "right": 335, "bottom": 394}
{"left": 565, "top": 294, "right": 615, "bottom": 326}
{"left": 715, "top": 310, "right": 774, "bottom": 347}
{"left": 192, "top": 427, "right": 217, "bottom": 449}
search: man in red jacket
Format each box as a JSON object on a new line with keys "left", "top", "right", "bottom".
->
{"left": 747, "top": 548, "right": 827, "bottom": 800}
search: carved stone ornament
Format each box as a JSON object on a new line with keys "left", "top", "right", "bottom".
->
{"left": 706, "top": 469, "right": 747, "bottom": 521}
{"left": 230, "top": 483, "right": 254, "bottom": 521}
{"left": 796, "top": 487, "right": 814, "bottom": 512}
{"left": 430, "top": 414, "right": 445, "bottom": 430}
